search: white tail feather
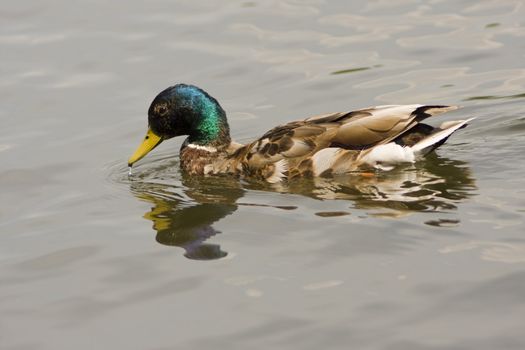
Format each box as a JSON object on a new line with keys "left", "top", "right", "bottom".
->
{"left": 411, "top": 118, "right": 475, "bottom": 154}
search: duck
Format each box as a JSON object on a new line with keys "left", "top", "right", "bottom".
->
{"left": 128, "top": 84, "right": 474, "bottom": 183}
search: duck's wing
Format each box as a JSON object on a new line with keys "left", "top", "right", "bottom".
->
{"left": 243, "top": 105, "right": 458, "bottom": 165}
{"left": 234, "top": 105, "right": 460, "bottom": 181}
{"left": 308, "top": 105, "right": 459, "bottom": 148}
{"left": 242, "top": 119, "right": 340, "bottom": 168}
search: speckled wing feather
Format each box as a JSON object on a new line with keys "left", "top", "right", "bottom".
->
{"left": 233, "top": 105, "right": 458, "bottom": 181}
{"left": 244, "top": 105, "right": 455, "bottom": 162}
{"left": 243, "top": 121, "right": 339, "bottom": 168}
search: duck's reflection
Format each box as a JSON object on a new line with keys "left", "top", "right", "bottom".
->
{"left": 130, "top": 175, "right": 244, "bottom": 260}
{"left": 305, "top": 154, "right": 477, "bottom": 216}
{"left": 129, "top": 154, "right": 476, "bottom": 260}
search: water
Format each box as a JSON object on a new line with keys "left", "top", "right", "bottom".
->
{"left": 1, "top": 1, "right": 525, "bottom": 349}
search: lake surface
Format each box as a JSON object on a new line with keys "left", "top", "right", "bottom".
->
{"left": 1, "top": 1, "right": 525, "bottom": 349}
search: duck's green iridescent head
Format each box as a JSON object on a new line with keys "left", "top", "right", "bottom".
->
{"left": 128, "top": 84, "right": 231, "bottom": 167}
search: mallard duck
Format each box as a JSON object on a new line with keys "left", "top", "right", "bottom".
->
{"left": 128, "top": 84, "right": 474, "bottom": 183}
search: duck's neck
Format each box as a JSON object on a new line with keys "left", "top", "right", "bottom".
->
{"left": 179, "top": 85, "right": 231, "bottom": 147}
{"left": 189, "top": 104, "right": 231, "bottom": 147}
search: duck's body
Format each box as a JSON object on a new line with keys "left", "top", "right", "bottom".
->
{"left": 129, "top": 84, "right": 473, "bottom": 183}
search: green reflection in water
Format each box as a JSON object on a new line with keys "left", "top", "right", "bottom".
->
{"left": 129, "top": 154, "right": 476, "bottom": 260}
{"left": 330, "top": 67, "right": 371, "bottom": 75}
{"left": 485, "top": 22, "right": 500, "bottom": 28}
{"left": 464, "top": 93, "right": 525, "bottom": 101}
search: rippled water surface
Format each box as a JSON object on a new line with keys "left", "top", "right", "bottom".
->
{"left": 2, "top": 1, "right": 525, "bottom": 349}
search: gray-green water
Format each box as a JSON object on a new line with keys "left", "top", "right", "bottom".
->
{"left": 2, "top": 1, "right": 525, "bottom": 349}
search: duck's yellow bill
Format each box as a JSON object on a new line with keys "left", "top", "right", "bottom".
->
{"left": 128, "top": 128, "right": 163, "bottom": 167}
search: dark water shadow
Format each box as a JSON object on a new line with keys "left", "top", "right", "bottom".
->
{"left": 125, "top": 154, "right": 476, "bottom": 260}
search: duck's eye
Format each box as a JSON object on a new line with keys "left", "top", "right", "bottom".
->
{"left": 155, "top": 104, "right": 169, "bottom": 116}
